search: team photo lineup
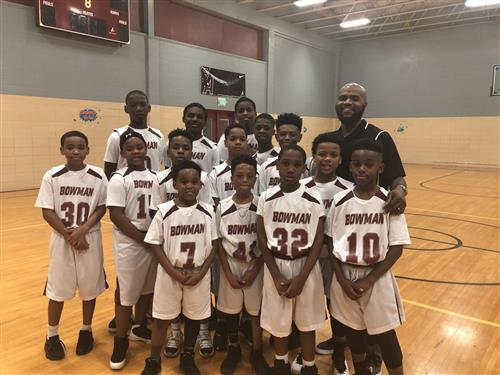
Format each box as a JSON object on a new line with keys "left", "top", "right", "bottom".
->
{"left": 37, "top": 83, "right": 413, "bottom": 375}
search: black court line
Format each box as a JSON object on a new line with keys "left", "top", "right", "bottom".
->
{"left": 395, "top": 275, "right": 500, "bottom": 286}
{"left": 406, "top": 212, "right": 500, "bottom": 229}
{"left": 406, "top": 227, "right": 462, "bottom": 251}
{"left": 419, "top": 171, "right": 500, "bottom": 199}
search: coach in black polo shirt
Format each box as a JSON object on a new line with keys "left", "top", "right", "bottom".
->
{"left": 333, "top": 82, "right": 407, "bottom": 214}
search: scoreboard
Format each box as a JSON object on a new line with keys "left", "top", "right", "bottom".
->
{"left": 37, "top": 0, "right": 130, "bottom": 44}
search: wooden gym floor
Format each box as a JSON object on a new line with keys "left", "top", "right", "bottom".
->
{"left": 1, "top": 164, "right": 498, "bottom": 375}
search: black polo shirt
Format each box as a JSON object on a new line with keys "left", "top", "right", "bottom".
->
{"left": 333, "top": 119, "right": 406, "bottom": 189}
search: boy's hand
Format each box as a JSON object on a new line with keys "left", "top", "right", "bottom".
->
{"left": 169, "top": 269, "right": 189, "bottom": 284}
{"left": 66, "top": 226, "right": 88, "bottom": 247}
{"left": 142, "top": 242, "right": 152, "bottom": 253}
{"left": 339, "top": 278, "right": 363, "bottom": 300}
{"left": 272, "top": 274, "right": 290, "bottom": 296}
{"left": 182, "top": 271, "right": 204, "bottom": 286}
{"left": 284, "top": 275, "right": 306, "bottom": 298}
{"left": 240, "top": 266, "right": 260, "bottom": 287}
{"left": 226, "top": 272, "right": 245, "bottom": 289}
{"left": 352, "top": 277, "right": 373, "bottom": 295}
{"left": 74, "top": 237, "right": 90, "bottom": 251}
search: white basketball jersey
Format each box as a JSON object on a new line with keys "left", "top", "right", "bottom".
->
{"left": 254, "top": 146, "right": 280, "bottom": 166}
{"left": 325, "top": 188, "right": 411, "bottom": 266}
{"left": 257, "top": 184, "right": 324, "bottom": 258}
{"left": 217, "top": 195, "right": 260, "bottom": 262}
{"left": 107, "top": 167, "right": 156, "bottom": 231}
{"left": 145, "top": 200, "right": 218, "bottom": 269}
{"left": 208, "top": 161, "right": 259, "bottom": 204}
{"left": 300, "top": 176, "right": 354, "bottom": 214}
{"left": 35, "top": 164, "right": 107, "bottom": 232}
{"left": 217, "top": 133, "right": 258, "bottom": 162}
{"left": 150, "top": 167, "right": 210, "bottom": 211}
{"left": 191, "top": 136, "right": 219, "bottom": 173}
{"left": 258, "top": 156, "right": 313, "bottom": 194}
{"left": 104, "top": 126, "right": 166, "bottom": 171}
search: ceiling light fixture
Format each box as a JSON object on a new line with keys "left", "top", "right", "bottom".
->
{"left": 294, "top": 0, "right": 327, "bottom": 7}
{"left": 465, "top": 0, "right": 500, "bottom": 6}
{"left": 340, "top": 18, "right": 371, "bottom": 28}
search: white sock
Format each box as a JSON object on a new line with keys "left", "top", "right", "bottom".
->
{"left": 200, "top": 322, "right": 209, "bottom": 332}
{"left": 275, "top": 353, "right": 289, "bottom": 363}
{"left": 303, "top": 359, "right": 315, "bottom": 367}
{"left": 81, "top": 324, "right": 92, "bottom": 332}
{"left": 171, "top": 322, "right": 180, "bottom": 334}
{"left": 47, "top": 324, "right": 59, "bottom": 338}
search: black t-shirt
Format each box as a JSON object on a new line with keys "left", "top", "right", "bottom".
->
{"left": 333, "top": 120, "right": 406, "bottom": 189}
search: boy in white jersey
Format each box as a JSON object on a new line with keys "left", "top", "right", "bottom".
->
{"left": 104, "top": 90, "right": 166, "bottom": 179}
{"left": 254, "top": 113, "right": 280, "bottom": 166}
{"left": 216, "top": 155, "right": 270, "bottom": 375}
{"left": 182, "top": 102, "right": 219, "bottom": 173}
{"left": 258, "top": 145, "right": 326, "bottom": 375}
{"left": 140, "top": 160, "right": 217, "bottom": 375}
{"left": 36, "top": 131, "right": 107, "bottom": 361}
{"left": 302, "top": 133, "right": 353, "bottom": 375}
{"left": 258, "top": 113, "right": 312, "bottom": 195}
{"left": 107, "top": 130, "right": 158, "bottom": 370}
{"left": 325, "top": 139, "right": 410, "bottom": 375}
{"left": 208, "top": 124, "right": 249, "bottom": 207}
{"left": 150, "top": 128, "right": 212, "bottom": 359}
{"left": 217, "top": 97, "right": 258, "bottom": 161}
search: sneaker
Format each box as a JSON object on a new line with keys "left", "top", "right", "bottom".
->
{"left": 75, "top": 330, "right": 94, "bottom": 356}
{"left": 291, "top": 353, "right": 302, "bottom": 375}
{"left": 44, "top": 335, "right": 65, "bottom": 360}
{"left": 250, "top": 350, "right": 271, "bottom": 375}
{"left": 198, "top": 329, "right": 214, "bottom": 358}
{"left": 315, "top": 337, "right": 334, "bottom": 355}
{"left": 214, "top": 321, "right": 228, "bottom": 352}
{"left": 220, "top": 345, "right": 242, "bottom": 374}
{"left": 239, "top": 318, "right": 253, "bottom": 346}
{"left": 180, "top": 352, "right": 200, "bottom": 375}
{"left": 272, "top": 359, "right": 291, "bottom": 375}
{"left": 108, "top": 317, "right": 117, "bottom": 333}
{"left": 141, "top": 357, "right": 161, "bottom": 375}
{"left": 130, "top": 323, "right": 152, "bottom": 344}
{"left": 333, "top": 359, "right": 349, "bottom": 375}
{"left": 365, "top": 353, "right": 382, "bottom": 375}
{"left": 164, "top": 329, "right": 183, "bottom": 358}
{"left": 109, "top": 336, "right": 129, "bottom": 370}
{"left": 300, "top": 365, "right": 318, "bottom": 375}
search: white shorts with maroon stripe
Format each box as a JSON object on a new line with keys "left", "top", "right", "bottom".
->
{"left": 152, "top": 267, "right": 211, "bottom": 321}
{"left": 45, "top": 231, "right": 107, "bottom": 302}
{"left": 217, "top": 256, "right": 263, "bottom": 316}
{"left": 113, "top": 229, "right": 156, "bottom": 307}
{"left": 329, "top": 262, "right": 405, "bottom": 335}
{"left": 261, "top": 257, "right": 325, "bottom": 338}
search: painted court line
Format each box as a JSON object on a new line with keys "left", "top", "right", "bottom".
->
{"left": 407, "top": 206, "right": 500, "bottom": 221}
{"left": 403, "top": 298, "right": 500, "bottom": 328}
{"left": 1, "top": 223, "right": 46, "bottom": 232}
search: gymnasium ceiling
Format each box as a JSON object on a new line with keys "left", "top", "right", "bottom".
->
{"left": 233, "top": 0, "right": 500, "bottom": 41}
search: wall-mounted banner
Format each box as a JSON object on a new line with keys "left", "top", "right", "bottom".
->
{"left": 201, "top": 66, "right": 245, "bottom": 97}
{"left": 74, "top": 108, "right": 100, "bottom": 125}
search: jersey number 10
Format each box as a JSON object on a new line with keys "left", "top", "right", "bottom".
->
{"left": 346, "top": 232, "right": 380, "bottom": 264}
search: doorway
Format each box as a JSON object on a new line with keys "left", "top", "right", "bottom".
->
{"left": 206, "top": 110, "right": 235, "bottom": 142}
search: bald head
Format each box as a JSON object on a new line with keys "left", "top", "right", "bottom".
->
{"left": 339, "top": 82, "right": 367, "bottom": 101}
{"left": 335, "top": 82, "right": 368, "bottom": 127}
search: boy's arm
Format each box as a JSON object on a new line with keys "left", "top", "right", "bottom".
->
{"left": 42, "top": 208, "right": 71, "bottom": 240}
{"left": 108, "top": 206, "right": 147, "bottom": 244}
{"left": 66, "top": 206, "right": 106, "bottom": 249}
{"left": 353, "top": 245, "right": 403, "bottom": 293}
{"left": 183, "top": 239, "right": 217, "bottom": 286}
{"left": 149, "top": 243, "right": 188, "bottom": 284}
{"left": 331, "top": 253, "right": 362, "bottom": 300}
{"left": 284, "top": 217, "right": 325, "bottom": 298}
{"left": 257, "top": 215, "right": 289, "bottom": 295}
{"left": 241, "top": 254, "right": 264, "bottom": 287}
{"left": 218, "top": 239, "right": 244, "bottom": 289}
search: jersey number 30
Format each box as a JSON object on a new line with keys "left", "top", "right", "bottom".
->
{"left": 61, "top": 202, "right": 90, "bottom": 227}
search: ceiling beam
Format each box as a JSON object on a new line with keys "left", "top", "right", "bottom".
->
{"left": 278, "top": 0, "right": 371, "bottom": 20}
{"left": 295, "top": 0, "right": 427, "bottom": 26}
{"left": 309, "top": 2, "right": 462, "bottom": 31}
{"left": 322, "top": 6, "right": 489, "bottom": 35}
{"left": 333, "top": 13, "right": 499, "bottom": 40}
